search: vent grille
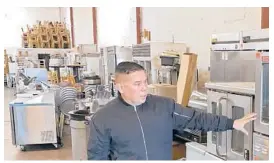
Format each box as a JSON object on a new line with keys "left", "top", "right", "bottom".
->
{"left": 132, "top": 43, "right": 151, "bottom": 57}
{"left": 41, "top": 130, "right": 54, "bottom": 142}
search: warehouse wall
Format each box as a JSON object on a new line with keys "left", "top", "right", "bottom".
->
{"left": 97, "top": 7, "right": 133, "bottom": 47}
{"left": 137, "top": 7, "right": 262, "bottom": 70}
{"left": 72, "top": 7, "right": 94, "bottom": 45}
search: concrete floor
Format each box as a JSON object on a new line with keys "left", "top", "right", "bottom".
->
{"left": 4, "top": 87, "right": 73, "bottom": 160}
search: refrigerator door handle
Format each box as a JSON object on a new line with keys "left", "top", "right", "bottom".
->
{"left": 216, "top": 97, "right": 229, "bottom": 159}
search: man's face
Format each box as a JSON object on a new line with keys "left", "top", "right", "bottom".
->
{"left": 115, "top": 70, "right": 148, "bottom": 105}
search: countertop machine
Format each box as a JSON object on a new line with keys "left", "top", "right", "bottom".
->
{"left": 205, "top": 82, "right": 255, "bottom": 160}
{"left": 158, "top": 53, "right": 180, "bottom": 85}
{"left": 210, "top": 29, "right": 268, "bottom": 82}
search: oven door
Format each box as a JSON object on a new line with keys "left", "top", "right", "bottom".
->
{"left": 206, "top": 90, "right": 227, "bottom": 159}
{"left": 255, "top": 52, "right": 269, "bottom": 135}
{"left": 226, "top": 93, "right": 253, "bottom": 160}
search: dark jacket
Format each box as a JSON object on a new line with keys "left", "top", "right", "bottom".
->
{"left": 87, "top": 94, "right": 234, "bottom": 160}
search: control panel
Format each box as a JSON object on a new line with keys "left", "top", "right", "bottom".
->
{"left": 253, "top": 132, "right": 269, "bottom": 160}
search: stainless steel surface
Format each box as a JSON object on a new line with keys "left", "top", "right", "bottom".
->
{"left": 226, "top": 94, "right": 253, "bottom": 160}
{"left": 206, "top": 90, "right": 227, "bottom": 158}
{"left": 255, "top": 52, "right": 269, "bottom": 135}
{"left": 134, "top": 60, "right": 152, "bottom": 84}
{"left": 186, "top": 142, "right": 224, "bottom": 160}
{"left": 190, "top": 91, "right": 207, "bottom": 100}
{"left": 133, "top": 42, "right": 187, "bottom": 84}
{"left": 100, "top": 46, "right": 132, "bottom": 85}
{"left": 132, "top": 43, "right": 151, "bottom": 57}
{"left": 252, "top": 132, "right": 269, "bottom": 160}
{"left": 99, "top": 50, "right": 105, "bottom": 85}
{"left": 206, "top": 84, "right": 255, "bottom": 160}
{"left": 211, "top": 32, "right": 241, "bottom": 51}
{"left": 205, "top": 82, "right": 255, "bottom": 95}
{"left": 9, "top": 91, "right": 57, "bottom": 148}
{"left": 82, "top": 79, "right": 101, "bottom": 85}
{"left": 216, "top": 96, "right": 229, "bottom": 158}
{"left": 241, "top": 29, "right": 269, "bottom": 50}
{"left": 188, "top": 99, "right": 207, "bottom": 110}
{"left": 210, "top": 51, "right": 258, "bottom": 82}
{"left": 69, "top": 118, "right": 90, "bottom": 160}
{"left": 49, "top": 58, "right": 64, "bottom": 66}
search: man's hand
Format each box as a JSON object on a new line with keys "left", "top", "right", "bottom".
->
{"left": 233, "top": 113, "right": 257, "bottom": 135}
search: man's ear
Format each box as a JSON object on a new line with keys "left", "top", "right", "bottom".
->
{"left": 115, "top": 83, "right": 124, "bottom": 93}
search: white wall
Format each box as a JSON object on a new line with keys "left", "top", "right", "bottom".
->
{"left": 125, "top": 7, "right": 262, "bottom": 70}
{"left": 72, "top": 7, "right": 94, "bottom": 45}
{"left": 97, "top": 7, "right": 133, "bottom": 47}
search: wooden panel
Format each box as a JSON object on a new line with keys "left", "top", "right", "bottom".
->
{"left": 176, "top": 53, "right": 198, "bottom": 107}
{"left": 172, "top": 142, "right": 186, "bottom": 160}
{"left": 92, "top": 7, "right": 98, "bottom": 45}
{"left": 136, "top": 7, "right": 142, "bottom": 44}
{"left": 261, "top": 7, "right": 269, "bottom": 29}
{"left": 70, "top": 7, "right": 75, "bottom": 48}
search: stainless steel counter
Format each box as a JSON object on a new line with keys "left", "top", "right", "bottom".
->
{"left": 205, "top": 82, "right": 255, "bottom": 95}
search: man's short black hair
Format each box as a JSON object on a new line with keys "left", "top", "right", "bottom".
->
{"left": 115, "top": 61, "right": 145, "bottom": 74}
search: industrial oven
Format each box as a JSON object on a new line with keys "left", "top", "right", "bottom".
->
{"left": 253, "top": 51, "right": 269, "bottom": 160}
{"left": 205, "top": 82, "right": 255, "bottom": 160}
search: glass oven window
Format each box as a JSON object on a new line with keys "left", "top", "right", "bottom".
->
{"left": 261, "top": 63, "right": 269, "bottom": 124}
{"left": 231, "top": 106, "right": 244, "bottom": 155}
{"left": 212, "top": 102, "right": 222, "bottom": 145}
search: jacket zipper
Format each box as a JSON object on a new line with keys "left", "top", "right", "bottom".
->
{"left": 133, "top": 106, "right": 148, "bottom": 160}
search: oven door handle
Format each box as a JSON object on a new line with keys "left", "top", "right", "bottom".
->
{"left": 216, "top": 96, "right": 228, "bottom": 159}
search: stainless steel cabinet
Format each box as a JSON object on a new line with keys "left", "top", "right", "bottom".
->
{"left": 186, "top": 142, "right": 224, "bottom": 160}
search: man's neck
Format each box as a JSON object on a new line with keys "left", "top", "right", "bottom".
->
{"left": 120, "top": 94, "right": 136, "bottom": 106}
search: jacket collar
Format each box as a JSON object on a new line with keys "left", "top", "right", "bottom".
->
{"left": 117, "top": 92, "right": 148, "bottom": 107}
{"left": 118, "top": 92, "right": 131, "bottom": 106}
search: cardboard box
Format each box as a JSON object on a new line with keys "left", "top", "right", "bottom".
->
{"left": 148, "top": 84, "right": 177, "bottom": 101}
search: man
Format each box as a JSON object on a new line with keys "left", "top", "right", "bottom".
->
{"left": 87, "top": 62, "right": 256, "bottom": 160}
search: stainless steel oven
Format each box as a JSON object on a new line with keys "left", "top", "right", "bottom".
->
{"left": 254, "top": 52, "right": 269, "bottom": 135}
{"left": 206, "top": 82, "right": 255, "bottom": 160}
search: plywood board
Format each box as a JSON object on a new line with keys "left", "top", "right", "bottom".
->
{"left": 176, "top": 53, "right": 198, "bottom": 106}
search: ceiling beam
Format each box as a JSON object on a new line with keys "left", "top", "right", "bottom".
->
{"left": 92, "top": 7, "right": 98, "bottom": 45}
{"left": 261, "top": 7, "right": 269, "bottom": 29}
{"left": 136, "top": 7, "right": 142, "bottom": 44}
{"left": 69, "top": 7, "right": 75, "bottom": 47}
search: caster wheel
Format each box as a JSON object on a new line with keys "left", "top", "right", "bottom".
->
{"left": 54, "top": 143, "right": 63, "bottom": 149}
{"left": 20, "top": 145, "right": 26, "bottom": 151}
{"left": 57, "top": 143, "right": 63, "bottom": 148}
